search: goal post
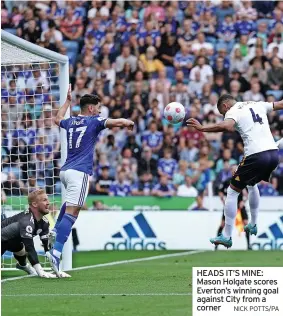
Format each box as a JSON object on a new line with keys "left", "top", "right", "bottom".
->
{"left": 1, "top": 30, "right": 72, "bottom": 271}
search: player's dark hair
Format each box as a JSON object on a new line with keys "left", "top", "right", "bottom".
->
{"left": 217, "top": 94, "right": 235, "bottom": 113}
{"left": 80, "top": 94, "right": 101, "bottom": 110}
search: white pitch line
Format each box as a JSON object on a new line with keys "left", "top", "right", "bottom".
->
{"left": 2, "top": 293, "right": 192, "bottom": 297}
{"left": 69, "top": 250, "right": 205, "bottom": 272}
{"left": 2, "top": 250, "right": 206, "bottom": 283}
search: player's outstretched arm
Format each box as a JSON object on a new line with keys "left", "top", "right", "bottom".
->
{"left": 105, "top": 118, "right": 135, "bottom": 130}
{"left": 273, "top": 100, "right": 283, "bottom": 111}
{"left": 186, "top": 118, "right": 235, "bottom": 133}
{"left": 55, "top": 84, "right": 72, "bottom": 126}
{"left": 23, "top": 238, "right": 57, "bottom": 278}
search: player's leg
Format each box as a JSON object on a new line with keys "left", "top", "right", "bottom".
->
{"left": 214, "top": 213, "right": 225, "bottom": 250}
{"left": 49, "top": 202, "right": 66, "bottom": 248}
{"left": 53, "top": 202, "right": 67, "bottom": 232}
{"left": 49, "top": 172, "right": 67, "bottom": 247}
{"left": 244, "top": 185, "right": 260, "bottom": 236}
{"left": 210, "top": 184, "right": 241, "bottom": 248}
{"left": 3, "top": 241, "right": 36, "bottom": 275}
{"left": 14, "top": 245, "right": 37, "bottom": 275}
{"left": 244, "top": 150, "right": 279, "bottom": 235}
{"left": 210, "top": 156, "right": 251, "bottom": 248}
{"left": 48, "top": 170, "right": 89, "bottom": 276}
{"left": 223, "top": 184, "right": 241, "bottom": 238}
{"left": 240, "top": 206, "right": 251, "bottom": 250}
{"left": 52, "top": 171, "right": 68, "bottom": 232}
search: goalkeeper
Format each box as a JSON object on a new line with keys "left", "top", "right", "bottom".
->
{"left": 1, "top": 189, "right": 68, "bottom": 278}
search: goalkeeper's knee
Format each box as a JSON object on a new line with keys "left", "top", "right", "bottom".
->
{"left": 14, "top": 246, "right": 26, "bottom": 256}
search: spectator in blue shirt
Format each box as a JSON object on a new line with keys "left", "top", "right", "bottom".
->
{"left": 132, "top": 172, "right": 154, "bottom": 196}
{"left": 235, "top": 14, "right": 255, "bottom": 36}
{"left": 173, "top": 44, "right": 194, "bottom": 75}
{"left": 152, "top": 175, "right": 175, "bottom": 197}
{"left": 165, "top": 6, "right": 180, "bottom": 35}
{"left": 158, "top": 148, "right": 178, "bottom": 179}
{"left": 258, "top": 181, "right": 279, "bottom": 196}
{"left": 109, "top": 170, "right": 132, "bottom": 197}
{"left": 178, "top": 19, "right": 199, "bottom": 46}
{"left": 215, "top": 1, "right": 235, "bottom": 25}
{"left": 268, "top": 8, "right": 283, "bottom": 31}
{"left": 85, "top": 18, "right": 105, "bottom": 45}
{"left": 6, "top": 80, "right": 25, "bottom": 103}
{"left": 110, "top": 11, "right": 128, "bottom": 33}
{"left": 198, "top": 1, "right": 216, "bottom": 16}
{"left": 138, "top": 20, "right": 161, "bottom": 48}
{"left": 47, "top": 1, "right": 66, "bottom": 23}
{"left": 142, "top": 121, "right": 163, "bottom": 156}
{"left": 217, "top": 15, "right": 236, "bottom": 53}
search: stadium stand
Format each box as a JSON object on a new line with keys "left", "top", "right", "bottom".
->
{"left": 1, "top": 0, "right": 283, "bottom": 200}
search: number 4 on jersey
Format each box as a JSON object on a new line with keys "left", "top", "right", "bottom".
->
{"left": 249, "top": 108, "right": 263, "bottom": 124}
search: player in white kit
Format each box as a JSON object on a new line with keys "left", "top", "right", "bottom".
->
{"left": 187, "top": 94, "right": 283, "bottom": 248}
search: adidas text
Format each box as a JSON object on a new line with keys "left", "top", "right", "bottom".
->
{"left": 104, "top": 239, "right": 166, "bottom": 250}
{"left": 251, "top": 239, "right": 283, "bottom": 250}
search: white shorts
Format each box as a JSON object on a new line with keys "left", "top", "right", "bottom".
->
{"left": 60, "top": 170, "right": 90, "bottom": 207}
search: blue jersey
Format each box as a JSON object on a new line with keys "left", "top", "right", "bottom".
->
{"left": 60, "top": 115, "right": 107, "bottom": 175}
{"left": 142, "top": 131, "right": 163, "bottom": 148}
{"left": 153, "top": 183, "right": 175, "bottom": 196}
{"left": 235, "top": 21, "right": 255, "bottom": 35}
{"left": 158, "top": 158, "right": 178, "bottom": 178}
{"left": 217, "top": 22, "right": 236, "bottom": 38}
{"left": 109, "top": 181, "right": 131, "bottom": 196}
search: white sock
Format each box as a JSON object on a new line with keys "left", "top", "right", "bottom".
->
{"left": 223, "top": 186, "right": 240, "bottom": 238}
{"left": 247, "top": 185, "right": 260, "bottom": 226}
{"left": 53, "top": 249, "right": 61, "bottom": 259}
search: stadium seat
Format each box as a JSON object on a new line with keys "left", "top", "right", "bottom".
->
{"left": 266, "top": 90, "right": 283, "bottom": 101}
{"left": 256, "top": 18, "right": 272, "bottom": 27}
{"left": 166, "top": 67, "right": 175, "bottom": 80}
{"left": 63, "top": 40, "right": 79, "bottom": 54}
{"left": 67, "top": 51, "right": 78, "bottom": 67}
{"left": 3, "top": 28, "right": 17, "bottom": 36}
{"left": 50, "top": 89, "right": 60, "bottom": 101}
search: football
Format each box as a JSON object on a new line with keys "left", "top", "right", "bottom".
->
{"left": 164, "top": 102, "right": 186, "bottom": 124}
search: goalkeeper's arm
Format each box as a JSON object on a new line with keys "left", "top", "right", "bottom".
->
{"left": 55, "top": 84, "right": 72, "bottom": 126}
{"left": 22, "top": 238, "right": 56, "bottom": 278}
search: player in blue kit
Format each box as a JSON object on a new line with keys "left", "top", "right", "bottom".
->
{"left": 47, "top": 86, "right": 134, "bottom": 276}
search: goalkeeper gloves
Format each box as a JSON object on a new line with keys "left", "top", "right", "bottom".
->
{"left": 33, "top": 263, "right": 57, "bottom": 278}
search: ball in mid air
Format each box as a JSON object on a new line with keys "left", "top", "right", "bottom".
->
{"left": 164, "top": 102, "right": 185, "bottom": 124}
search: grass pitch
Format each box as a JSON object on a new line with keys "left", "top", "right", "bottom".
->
{"left": 2, "top": 250, "right": 283, "bottom": 316}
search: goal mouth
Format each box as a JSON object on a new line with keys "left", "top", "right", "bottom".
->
{"left": 2, "top": 251, "right": 51, "bottom": 271}
{"left": 1, "top": 30, "right": 72, "bottom": 271}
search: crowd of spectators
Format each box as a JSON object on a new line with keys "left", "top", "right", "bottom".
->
{"left": 1, "top": 0, "right": 283, "bottom": 202}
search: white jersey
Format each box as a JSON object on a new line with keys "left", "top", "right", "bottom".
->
{"left": 225, "top": 101, "right": 278, "bottom": 157}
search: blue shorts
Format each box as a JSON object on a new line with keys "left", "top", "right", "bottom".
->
{"left": 231, "top": 149, "right": 279, "bottom": 190}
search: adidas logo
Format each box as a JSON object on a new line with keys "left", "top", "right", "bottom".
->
{"left": 104, "top": 213, "right": 166, "bottom": 250}
{"left": 251, "top": 216, "right": 283, "bottom": 250}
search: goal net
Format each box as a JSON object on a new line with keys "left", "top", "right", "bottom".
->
{"left": 1, "top": 30, "right": 71, "bottom": 271}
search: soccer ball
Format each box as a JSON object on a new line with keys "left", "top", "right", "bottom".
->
{"left": 164, "top": 102, "right": 185, "bottom": 124}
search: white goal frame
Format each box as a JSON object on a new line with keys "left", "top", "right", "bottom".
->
{"left": 1, "top": 30, "right": 72, "bottom": 271}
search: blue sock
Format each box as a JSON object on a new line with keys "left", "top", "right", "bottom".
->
{"left": 53, "top": 213, "right": 77, "bottom": 258}
{"left": 54, "top": 202, "right": 66, "bottom": 232}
